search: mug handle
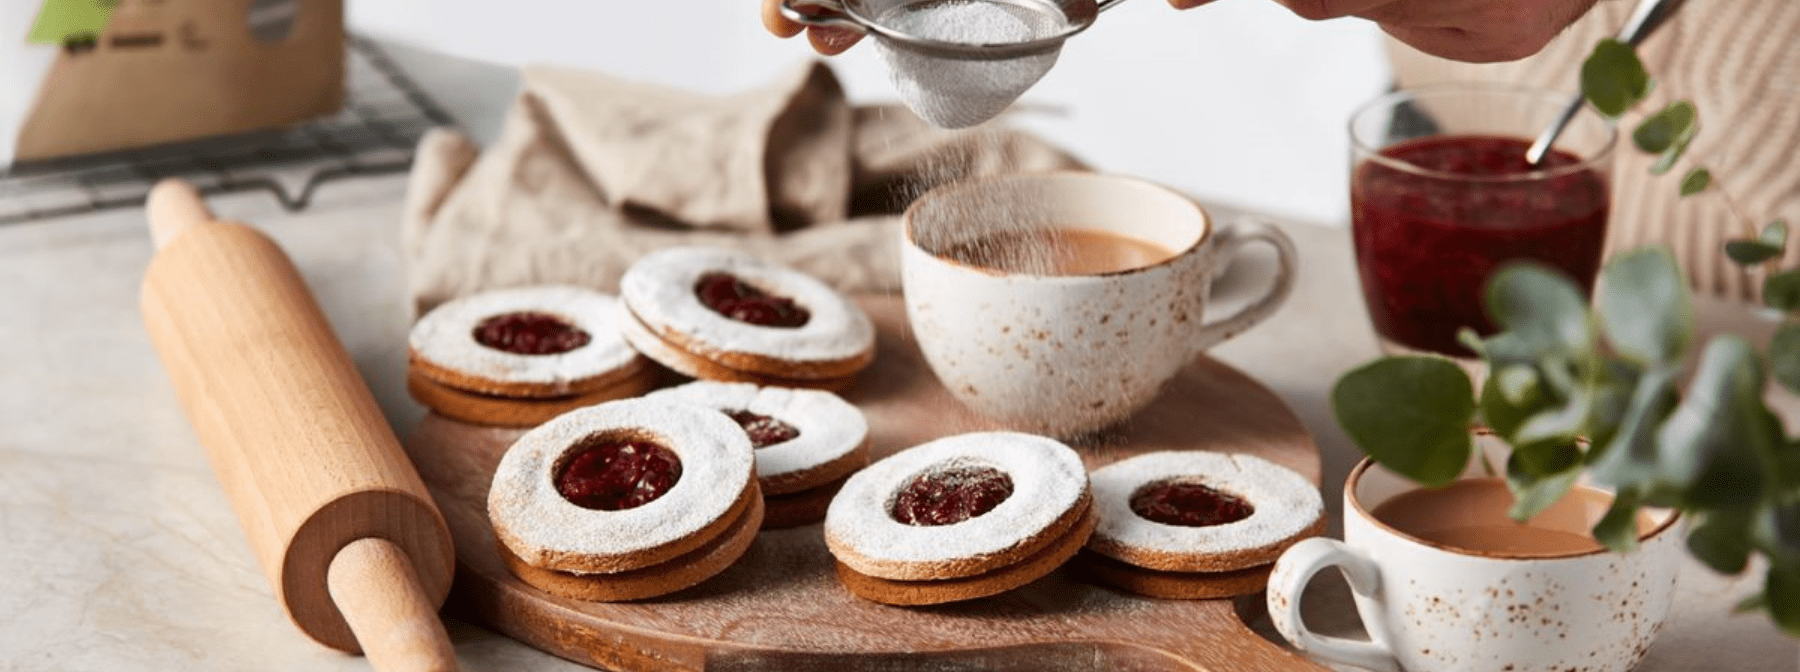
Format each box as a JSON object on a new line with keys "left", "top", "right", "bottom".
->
{"left": 1186, "top": 218, "right": 1297, "bottom": 356}
{"left": 1265, "top": 538, "right": 1402, "bottom": 672}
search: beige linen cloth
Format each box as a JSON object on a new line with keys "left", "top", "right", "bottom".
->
{"left": 401, "top": 61, "right": 1085, "bottom": 315}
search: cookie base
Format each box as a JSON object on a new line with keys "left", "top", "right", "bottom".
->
{"left": 499, "top": 492, "right": 765, "bottom": 602}
{"left": 619, "top": 308, "right": 859, "bottom": 391}
{"left": 406, "top": 368, "right": 653, "bottom": 428}
{"left": 1074, "top": 549, "right": 1274, "bottom": 600}
{"left": 833, "top": 505, "right": 1098, "bottom": 606}
{"left": 761, "top": 474, "right": 850, "bottom": 530}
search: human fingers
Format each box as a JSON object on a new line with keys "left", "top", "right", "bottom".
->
{"left": 808, "top": 25, "right": 864, "bottom": 55}
{"left": 1167, "top": 0, "right": 1221, "bottom": 9}
{"left": 1267, "top": 0, "right": 1397, "bottom": 21}
{"left": 763, "top": 0, "right": 805, "bottom": 38}
{"left": 1363, "top": 0, "right": 1600, "bottom": 63}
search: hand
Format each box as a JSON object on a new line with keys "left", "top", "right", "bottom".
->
{"left": 762, "top": 0, "right": 865, "bottom": 55}
{"left": 1173, "top": 0, "right": 1603, "bottom": 63}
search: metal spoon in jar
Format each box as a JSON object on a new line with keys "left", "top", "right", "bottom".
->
{"left": 1523, "top": 0, "right": 1689, "bottom": 165}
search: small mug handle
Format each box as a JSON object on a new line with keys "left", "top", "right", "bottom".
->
{"left": 1266, "top": 537, "right": 1402, "bottom": 672}
{"left": 1186, "top": 218, "right": 1297, "bottom": 356}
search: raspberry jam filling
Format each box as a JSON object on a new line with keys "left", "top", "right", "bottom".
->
{"left": 1130, "top": 479, "right": 1254, "bottom": 527}
{"left": 694, "top": 272, "right": 811, "bottom": 328}
{"left": 473, "top": 311, "right": 592, "bottom": 355}
{"left": 725, "top": 410, "right": 800, "bottom": 449}
{"left": 890, "top": 466, "right": 1014, "bottom": 526}
{"left": 555, "top": 436, "right": 683, "bottom": 511}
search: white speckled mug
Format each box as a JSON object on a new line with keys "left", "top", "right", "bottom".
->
{"left": 901, "top": 172, "right": 1296, "bottom": 437}
{"left": 1265, "top": 456, "right": 1684, "bottom": 672}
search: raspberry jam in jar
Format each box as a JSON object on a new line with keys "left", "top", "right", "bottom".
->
{"left": 1351, "top": 134, "right": 1609, "bottom": 356}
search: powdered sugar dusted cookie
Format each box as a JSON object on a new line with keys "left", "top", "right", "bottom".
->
{"left": 620, "top": 247, "right": 875, "bottom": 382}
{"left": 1085, "top": 451, "right": 1323, "bottom": 574}
{"left": 488, "top": 399, "right": 758, "bottom": 579}
{"left": 824, "top": 432, "right": 1093, "bottom": 605}
{"left": 645, "top": 380, "right": 869, "bottom": 496}
{"left": 410, "top": 285, "right": 647, "bottom": 398}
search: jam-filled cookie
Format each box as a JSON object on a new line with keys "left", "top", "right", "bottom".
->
{"left": 619, "top": 247, "right": 875, "bottom": 388}
{"left": 646, "top": 381, "right": 871, "bottom": 529}
{"left": 408, "top": 285, "right": 653, "bottom": 426}
{"left": 824, "top": 432, "right": 1095, "bottom": 605}
{"left": 1078, "top": 451, "right": 1323, "bottom": 599}
{"left": 488, "top": 399, "right": 761, "bottom": 601}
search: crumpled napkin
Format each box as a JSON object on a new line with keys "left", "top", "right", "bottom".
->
{"left": 401, "top": 60, "right": 1086, "bottom": 315}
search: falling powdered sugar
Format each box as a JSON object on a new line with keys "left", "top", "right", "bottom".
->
{"left": 877, "top": 0, "right": 1064, "bottom": 128}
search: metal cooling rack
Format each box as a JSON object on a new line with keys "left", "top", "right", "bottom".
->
{"left": 0, "top": 35, "right": 454, "bottom": 226}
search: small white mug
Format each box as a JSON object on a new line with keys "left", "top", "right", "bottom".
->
{"left": 1265, "top": 456, "right": 1684, "bottom": 672}
{"left": 900, "top": 172, "right": 1296, "bottom": 437}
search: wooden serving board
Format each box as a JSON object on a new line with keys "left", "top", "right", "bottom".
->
{"left": 404, "top": 296, "right": 1330, "bottom": 672}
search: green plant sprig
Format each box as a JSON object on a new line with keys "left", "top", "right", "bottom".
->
{"left": 1331, "top": 38, "right": 1800, "bottom": 634}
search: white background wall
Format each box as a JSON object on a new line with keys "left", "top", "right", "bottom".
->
{"left": 349, "top": 0, "right": 1391, "bottom": 225}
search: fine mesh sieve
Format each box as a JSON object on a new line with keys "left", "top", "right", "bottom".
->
{"left": 780, "top": 0, "right": 1131, "bottom": 128}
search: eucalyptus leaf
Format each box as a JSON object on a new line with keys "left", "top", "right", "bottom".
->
{"left": 1480, "top": 365, "right": 1550, "bottom": 440}
{"left": 1593, "top": 489, "right": 1643, "bottom": 553}
{"left": 1764, "top": 564, "right": 1800, "bottom": 636}
{"left": 1726, "top": 240, "right": 1784, "bottom": 266}
{"left": 1505, "top": 441, "right": 1584, "bottom": 521}
{"left": 1514, "top": 386, "right": 1593, "bottom": 446}
{"left": 1765, "top": 269, "right": 1800, "bottom": 312}
{"left": 1486, "top": 263, "right": 1594, "bottom": 359}
{"left": 1633, "top": 100, "right": 1698, "bottom": 154}
{"left": 1769, "top": 323, "right": 1800, "bottom": 398}
{"left": 1581, "top": 38, "right": 1652, "bottom": 117}
{"left": 1655, "top": 337, "right": 1773, "bottom": 512}
{"left": 1597, "top": 248, "right": 1692, "bottom": 365}
{"left": 1751, "top": 500, "right": 1800, "bottom": 569}
{"left": 1588, "top": 365, "right": 1680, "bottom": 493}
{"left": 1681, "top": 167, "right": 1713, "bottom": 196}
{"left": 1650, "top": 133, "right": 1694, "bottom": 176}
{"left": 1687, "top": 514, "right": 1753, "bottom": 574}
{"left": 1333, "top": 357, "right": 1477, "bottom": 487}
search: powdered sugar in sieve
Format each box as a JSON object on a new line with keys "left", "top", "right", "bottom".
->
{"left": 875, "top": 0, "right": 1067, "bottom": 128}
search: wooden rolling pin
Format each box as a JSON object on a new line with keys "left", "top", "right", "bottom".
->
{"left": 140, "top": 180, "right": 459, "bottom": 672}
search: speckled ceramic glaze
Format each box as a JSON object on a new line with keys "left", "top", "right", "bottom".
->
{"left": 1266, "top": 456, "right": 1684, "bottom": 672}
{"left": 900, "top": 173, "right": 1295, "bottom": 437}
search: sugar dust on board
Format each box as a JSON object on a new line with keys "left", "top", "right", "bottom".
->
{"left": 940, "top": 227, "right": 1177, "bottom": 276}
{"left": 1352, "top": 134, "right": 1609, "bottom": 356}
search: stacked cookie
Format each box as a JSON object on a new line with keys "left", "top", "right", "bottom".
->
{"left": 619, "top": 247, "right": 875, "bottom": 391}
{"left": 488, "top": 399, "right": 763, "bottom": 601}
{"left": 647, "top": 381, "right": 870, "bottom": 529}
{"left": 1078, "top": 451, "right": 1324, "bottom": 599}
{"left": 823, "top": 432, "right": 1096, "bottom": 606}
{"left": 408, "top": 286, "right": 654, "bottom": 427}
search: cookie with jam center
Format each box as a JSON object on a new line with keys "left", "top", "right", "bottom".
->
{"left": 1078, "top": 451, "right": 1323, "bottom": 599}
{"left": 488, "top": 399, "right": 761, "bottom": 600}
{"left": 619, "top": 247, "right": 875, "bottom": 386}
{"left": 408, "top": 286, "right": 654, "bottom": 426}
{"left": 824, "top": 432, "right": 1094, "bottom": 605}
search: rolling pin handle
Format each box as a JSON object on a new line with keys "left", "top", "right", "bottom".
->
{"left": 327, "top": 538, "right": 461, "bottom": 672}
{"left": 147, "top": 179, "right": 217, "bottom": 250}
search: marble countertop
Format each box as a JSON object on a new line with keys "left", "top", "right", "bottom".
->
{"left": 1, "top": 170, "right": 1792, "bottom": 671}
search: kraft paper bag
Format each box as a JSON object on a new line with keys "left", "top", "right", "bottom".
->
{"left": 8, "top": 0, "right": 344, "bottom": 165}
